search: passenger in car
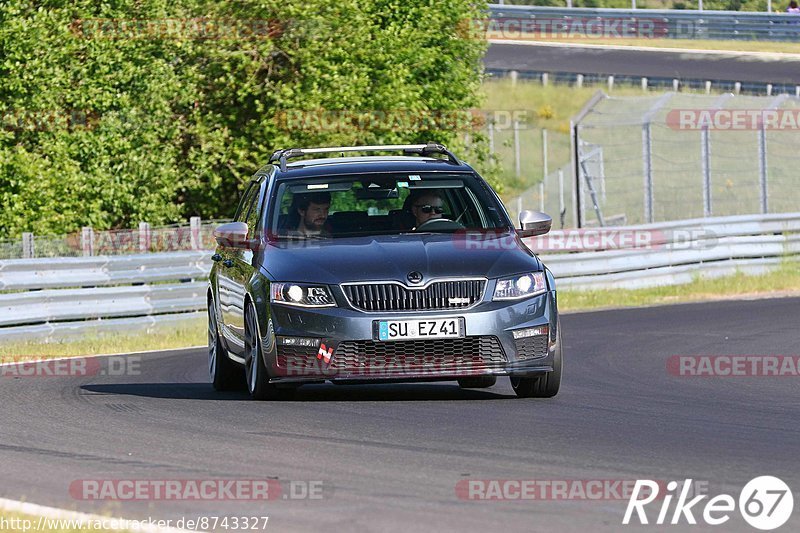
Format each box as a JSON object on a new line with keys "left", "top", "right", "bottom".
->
{"left": 288, "top": 192, "right": 332, "bottom": 236}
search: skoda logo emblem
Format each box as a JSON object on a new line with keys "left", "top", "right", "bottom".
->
{"left": 407, "top": 271, "right": 423, "bottom": 284}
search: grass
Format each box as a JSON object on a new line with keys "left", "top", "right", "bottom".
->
{"left": 491, "top": 36, "right": 800, "bottom": 55}
{"left": 0, "top": 316, "right": 205, "bottom": 362}
{"left": 559, "top": 262, "right": 800, "bottom": 312}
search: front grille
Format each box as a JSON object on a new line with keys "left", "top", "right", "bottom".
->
{"left": 332, "top": 336, "right": 506, "bottom": 375}
{"left": 515, "top": 335, "right": 549, "bottom": 361}
{"left": 342, "top": 279, "right": 486, "bottom": 312}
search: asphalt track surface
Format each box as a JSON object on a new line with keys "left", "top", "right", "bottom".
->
{"left": 1, "top": 297, "right": 799, "bottom": 532}
{"left": 486, "top": 42, "right": 800, "bottom": 84}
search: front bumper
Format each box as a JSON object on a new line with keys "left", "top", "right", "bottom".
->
{"left": 263, "top": 289, "right": 559, "bottom": 384}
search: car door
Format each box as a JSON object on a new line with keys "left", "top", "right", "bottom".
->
{"left": 219, "top": 181, "right": 260, "bottom": 353}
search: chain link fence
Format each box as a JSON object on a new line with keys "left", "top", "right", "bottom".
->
{"left": 0, "top": 219, "right": 228, "bottom": 260}
{"left": 557, "top": 91, "right": 800, "bottom": 227}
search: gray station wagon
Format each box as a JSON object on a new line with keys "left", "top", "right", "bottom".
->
{"left": 208, "top": 143, "right": 562, "bottom": 399}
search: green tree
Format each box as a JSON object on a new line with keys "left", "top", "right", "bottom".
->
{"left": 0, "top": 0, "right": 487, "bottom": 238}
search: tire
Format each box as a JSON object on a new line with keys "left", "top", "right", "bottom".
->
{"left": 208, "top": 299, "right": 243, "bottom": 391}
{"left": 457, "top": 376, "right": 497, "bottom": 389}
{"left": 510, "top": 323, "right": 563, "bottom": 399}
{"left": 244, "top": 302, "right": 295, "bottom": 401}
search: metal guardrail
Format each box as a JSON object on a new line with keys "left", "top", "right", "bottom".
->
{"left": 530, "top": 212, "right": 800, "bottom": 289}
{"left": 0, "top": 251, "right": 212, "bottom": 291}
{"left": 489, "top": 4, "right": 800, "bottom": 41}
{"left": 0, "top": 251, "right": 212, "bottom": 342}
{"left": 0, "top": 212, "right": 797, "bottom": 341}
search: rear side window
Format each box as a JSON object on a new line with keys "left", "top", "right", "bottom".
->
{"left": 234, "top": 183, "right": 258, "bottom": 223}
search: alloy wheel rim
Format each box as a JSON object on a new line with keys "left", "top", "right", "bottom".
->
{"left": 246, "top": 310, "right": 258, "bottom": 393}
{"left": 208, "top": 307, "right": 217, "bottom": 377}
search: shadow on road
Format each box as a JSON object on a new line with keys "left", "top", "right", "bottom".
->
{"left": 80, "top": 382, "right": 516, "bottom": 402}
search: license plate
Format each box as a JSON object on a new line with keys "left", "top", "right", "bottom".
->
{"left": 376, "top": 318, "right": 464, "bottom": 341}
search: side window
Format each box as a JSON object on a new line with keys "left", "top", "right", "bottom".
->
{"left": 244, "top": 183, "right": 263, "bottom": 238}
{"left": 234, "top": 183, "right": 257, "bottom": 222}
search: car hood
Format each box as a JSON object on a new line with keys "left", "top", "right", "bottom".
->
{"left": 258, "top": 232, "right": 541, "bottom": 284}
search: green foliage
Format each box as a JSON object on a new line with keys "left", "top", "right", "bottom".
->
{"left": 0, "top": 0, "right": 486, "bottom": 237}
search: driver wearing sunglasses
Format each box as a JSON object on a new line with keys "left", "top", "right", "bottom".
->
{"left": 410, "top": 191, "right": 445, "bottom": 228}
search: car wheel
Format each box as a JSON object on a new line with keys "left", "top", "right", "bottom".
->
{"left": 510, "top": 323, "right": 563, "bottom": 398}
{"left": 457, "top": 376, "right": 497, "bottom": 389}
{"left": 244, "top": 302, "right": 295, "bottom": 401}
{"left": 208, "top": 299, "right": 243, "bottom": 391}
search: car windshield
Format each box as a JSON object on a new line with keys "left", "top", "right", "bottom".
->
{"left": 267, "top": 172, "right": 512, "bottom": 239}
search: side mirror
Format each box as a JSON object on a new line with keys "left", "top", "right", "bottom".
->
{"left": 214, "top": 222, "right": 258, "bottom": 249}
{"left": 518, "top": 210, "right": 552, "bottom": 237}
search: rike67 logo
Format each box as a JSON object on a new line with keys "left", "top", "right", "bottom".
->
{"left": 624, "top": 476, "right": 794, "bottom": 530}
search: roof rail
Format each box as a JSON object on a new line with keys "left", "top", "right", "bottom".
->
{"left": 268, "top": 142, "right": 461, "bottom": 171}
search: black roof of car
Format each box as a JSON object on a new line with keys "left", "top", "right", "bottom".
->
{"left": 270, "top": 155, "right": 475, "bottom": 179}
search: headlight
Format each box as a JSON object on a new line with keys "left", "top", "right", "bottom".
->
{"left": 271, "top": 283, "right": 336, "bottom": 307}
{"left": 493, "top": 272, "right": 547, "bottom": 301}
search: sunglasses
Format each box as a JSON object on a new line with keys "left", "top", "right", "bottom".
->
{"left": 414, "top": 204, "right": 445, "bottom": 214}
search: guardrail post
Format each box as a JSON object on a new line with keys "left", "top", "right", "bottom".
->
{"left": 642, "top": 123, "right": 654, "bottom": 224}
{"left": 542, "top": 128, "right": 548, "bottom": 180}
{"left": 541, "top": 128, "right": 548, "bottom": 213}
{"left": 509, "top": 70, "right": 518, "bottom": 87}
{"left": 22, "top": 233, "right": 34, "bottom": 259}
{"left": 190, "top": 217, "right": 202, "bottom": 251}
{"left": 608, "top": 75, "right": 614, "bottom": 92}
{"left": 705, "top": 81, "right": 711, "bottom": 94}
{"left": 571, "top": 120, "right": 581, "bottom": 228}
{"left": 138, "top": 222, "right": 151, "bottom": 253}
{"left": 701, "top": 125, "right": 712, "bottom": 217}
{"left": 758, "top": 125, "right": 769, "bottom": 214}
{"left": 541, "top": 73, "right": 548, "bottom": 86}
{"left": 641, "top": 77, "right": 648, "bottom": 91}
{"left": 558, "top": 169, "right": 566, "bottom": 229}
{"left": 81, "top": 227, "right": 94, "bottom": 257}
{"left": 513, "top": 120, "right": 521, "bottom": 178}
{"left": 576, "top": 74, "right": 583, "bottom": 89}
